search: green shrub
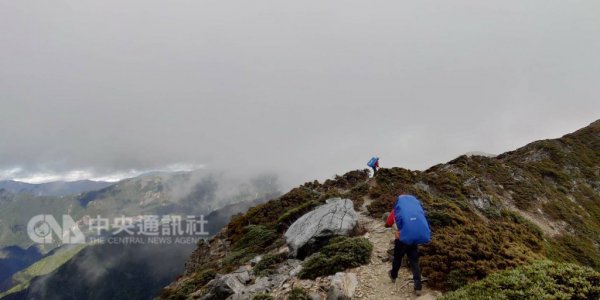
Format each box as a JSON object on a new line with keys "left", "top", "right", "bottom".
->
{"left": 251, "top": 293, "right": 274, "bottom": 300}
{"left": 322, "top": 169, "right": 370, "bottom": 190}
{"left": 288, "top": 287, "right": 311, "bottom": 300}
{"left": 159, "top": 268, "right": 216, "bottom": 300}
{"left": 192, "top": 268, "right": 216, "bottom": 286}
{"left": 546, "top": 235, "right": 600, "bottom": 271}
{"left": 500, "top": 209, "right": 544, "bottom": 239}
{"left": 227, "top": 187, "right": 320, "bottom": 242}
{"left": 344, "top": 182, "right": 369, "bottom": 208}
{"left": 232, "top": 225, "right": 278, "bottom": 251}
{"left": 446, "top": 269, "right": 469, "bottom": 291}
{"left": 224, "top": 225, "right": 279, "bottom": 267}
{"left": 299, "top": 237, "right": 373, "bottom": 279}
{"left": 420, "top": 222, "right": 544, "bottom": 289}
{"left": 276, "top": 200, "right": 323, "bottom": 231}
{"left": 253, "top": 253, "right": 286, "bottom": 276}
{"left": 441, "top": 261, "right": 600, "bottom": 300}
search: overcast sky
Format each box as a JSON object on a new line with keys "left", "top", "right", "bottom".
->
{"left": 1, "top": 1, "right": 599, "bottom": 186}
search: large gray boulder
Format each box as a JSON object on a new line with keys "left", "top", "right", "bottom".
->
{"left": 284, "top": 198, "right": 358, "bottom": 258}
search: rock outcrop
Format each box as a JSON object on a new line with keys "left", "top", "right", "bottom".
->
{"left": 284, "top": 198, "right": 358, "bottom": 258}
{"left": 200, "top": 274, "right": 246, "bottom": 300}
{"left": 199, "top": 262, "right": 295, "bottom": 300}
{"left": 327, "top": 272, "right": 358, "bottom": 300}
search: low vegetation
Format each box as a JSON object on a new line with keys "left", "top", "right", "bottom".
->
{"left": 299, "top": 237, "right": 373, "bottom": 279}
{"left": 251, "top": 293, "right": 274, "bottom": 300}
{"left": 253, "top": 253, "right": 287, "bottom": 276}
{"left": 288, "top": 288, "right": 311, "bottom": 300}
{"left": 162, "top": 121, "right": 600, "bottom": 298}
{"left": 159, "top": 268, "right": 216, "bottom": 300}
{"left": 441, "top": 260, "right": 600, "bottom": 300}
{"left": 223, "top": 225, "right": 281, "bottom": 269}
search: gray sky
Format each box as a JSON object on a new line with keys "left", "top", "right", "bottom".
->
{"left": 1, "top": 0, "right": 599, "bottom": 187}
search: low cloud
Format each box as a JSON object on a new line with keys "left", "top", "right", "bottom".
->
{"left": 0, "top": 164, "right": 204, "bottom": 184}
{"left": 1, "top": 0, "right": 599, "bottom": 188}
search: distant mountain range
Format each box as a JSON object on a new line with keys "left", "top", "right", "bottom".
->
{"left": 0, "top": 171, "right": 281, "bottom": 299}
{"left": 0, "top": 180, "right": 112, "bottom": 197}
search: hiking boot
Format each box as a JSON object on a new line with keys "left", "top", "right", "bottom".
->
{"left": 414, "top": 290, "right": 422, "bottom": 296}
{"left": 414, "top": 279, "right": 422, "bottom": 291}
{"left": 388, "top": 270, "right": 396, "bottom": 283}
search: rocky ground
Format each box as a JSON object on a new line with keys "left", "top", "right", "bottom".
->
{"left": 195, "top": 180, "right": 443, "bottom": 299}
{"left": 351, "top": 209, "right": 441, "bottom": 300}
{"left": 267, "top": 195, "right": 442, "bottom": 299}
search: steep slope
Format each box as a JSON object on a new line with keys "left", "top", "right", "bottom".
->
{"left": 4, "top": 242, "right": 191, "bottom": 300}
{"left": 0, "top": 190, "right": 83, "bottom": 250}
{"left": 0, "top": 195, "right": 277, "bottom": 300}
{"left": 0, "top": 172, "right": 281, "bottom": 299}
{"left": 161, "top": 119, "right": 600, "bottom": 299}
{"left": 0, "top": 246, "right": 42, "bottom": 291}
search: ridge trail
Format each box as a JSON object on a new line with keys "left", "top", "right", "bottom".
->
{"left": 351, "top": 184, "right": 441, "bottom": 300}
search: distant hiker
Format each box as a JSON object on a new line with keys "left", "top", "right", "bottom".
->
{"left": 367, "top": 156, "right": 380, "bottom": 176}
{"left": 385, "top": 194, "right": 431, "bottom": 295}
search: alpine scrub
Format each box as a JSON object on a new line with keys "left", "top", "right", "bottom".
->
{"left": 298, "top": 237, "right": 373, "bottom": 279}
{"left": 441, "top": 260, "right": 600, "bottom": 300}
{"left": 160, "top": 121, "right": 600, "bottom": 298}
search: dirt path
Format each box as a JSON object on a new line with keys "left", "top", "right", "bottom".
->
{"left": 276, "top": 185, "right": 442, "bottom": 299}
{"left": 352, "top": 195, "right": 442, "bottom": 300}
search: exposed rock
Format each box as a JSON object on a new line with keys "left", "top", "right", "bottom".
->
{"left": 277, "top": 245, "right": 290, "bottom": 255}
{"left": 249, "top": 255, "right": 262, "bottom": 266}
{"left": 201, "top": 274, "right": 245, "bottom": 300}
{"left": 232, "top": 268, "right": 251, "bottom": 284}
{"left": 244, "top": 274, "right": 289, "bottom": 294}
{"left": 414, "top": 181, "right": 432, "bottom": 192}
{"left": 287, "top": 259, "right": 302, "bottom": 268}
{"left": 471, "top": 197, "right": 491, "bottom": 211}
{"left": 185, "top": 233, "right": 231, "bottom": 275}
{"left": 326, "top": 272, "right": 358, "bottom": 300}
{"left": 285, "top": 198, "right": 358, "bottom": 258}
{"left": 309, "top": 292, "right": 322, "bottom": 300}
{"left": 263, "top": 258, "right": 301, "bottom": 276}
{"left": 287, "top": 259, "right": 302, "bottom": 277}
{"left": 290, "top": 264, "right": 303, "bottom": 277}
{"left": 203, "top": 271, "right": 290, "bottom": 300}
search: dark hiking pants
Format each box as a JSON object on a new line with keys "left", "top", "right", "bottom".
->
{"left": 390, "top": 239, "right": 422, "bottom": 290}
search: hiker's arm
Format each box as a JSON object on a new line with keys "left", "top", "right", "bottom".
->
{"left": 385, "top": 210, "right": 395, "bottom": 227}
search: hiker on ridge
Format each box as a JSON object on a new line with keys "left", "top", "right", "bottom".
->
{"left": 367, "top": 156, "right": 379, "bottom": 176}
{"left": 385, "top": 194, "right": 431, "bottom": 296}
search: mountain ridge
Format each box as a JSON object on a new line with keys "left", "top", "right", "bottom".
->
{"left": 160, "top": 119, "right": 600, "bottom": 299}
{"left": 0, "top": 180, "right": 112, "bottom": 197}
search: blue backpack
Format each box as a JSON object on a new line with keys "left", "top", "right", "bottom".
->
{"left": 367, "top": 157, "right": 379, "bottom": 168}
{"left": 393, "top": 195, "right": 431, "bottom": 244}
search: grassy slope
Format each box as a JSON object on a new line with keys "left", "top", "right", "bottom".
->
{"left": 0, "top": 244, "right": 87, "bottom": 297}
{"left": 161, "top": 120, "right": 600, "bottom": 297}
{"left": 0, "top": 192, "right": 84, "bottom": 250}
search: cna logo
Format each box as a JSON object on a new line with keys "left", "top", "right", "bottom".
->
{"left": 27, "top": 215, "right": 85, "bottom": 244}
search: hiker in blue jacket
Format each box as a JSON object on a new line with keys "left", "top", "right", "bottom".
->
{"left": 385, "top": 194, "right": 431, "bottom": 295}
{"left": 367, "top": 156, "right": 380, "bottom": 176}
